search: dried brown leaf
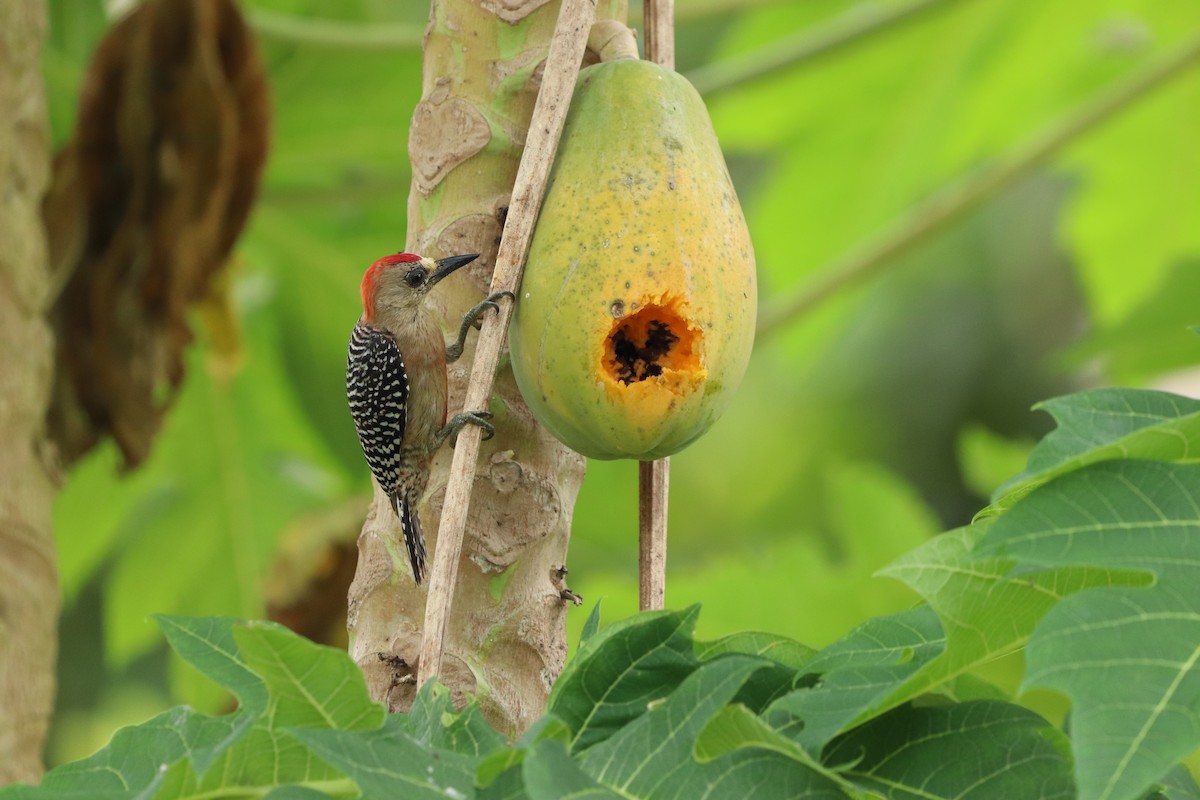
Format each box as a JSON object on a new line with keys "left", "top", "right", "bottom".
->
{"left": 44, "top": 0, "right": 270, "bottom": 469}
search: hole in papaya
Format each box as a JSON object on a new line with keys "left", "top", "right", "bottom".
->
{"left": 603, "top": 298, "right": 702, "bottom": 386}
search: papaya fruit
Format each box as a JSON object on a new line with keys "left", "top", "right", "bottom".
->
{"left": 510, "top": 59, "right": 756, "bottom": 460}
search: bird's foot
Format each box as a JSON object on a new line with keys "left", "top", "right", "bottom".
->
{"left": 435, "top": 410, "right": 495, "bottom": 449}
{"left": 447, "top": 291, "right": 516, "bottom": 363}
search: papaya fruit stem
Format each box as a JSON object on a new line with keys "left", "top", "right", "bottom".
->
{"left": 588, "top": 19, "right": 638, "bottom": 62}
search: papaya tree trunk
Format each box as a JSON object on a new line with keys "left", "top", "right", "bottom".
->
{"left": 0, "top": 0, "right": 57, "bottom": 783}
{"left": 347, "top": 0, "right": 625, "bottom": 732}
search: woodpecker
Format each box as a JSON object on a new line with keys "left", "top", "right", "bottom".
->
{"left": 346, "top": 252, "right": 511, "bottom": 584}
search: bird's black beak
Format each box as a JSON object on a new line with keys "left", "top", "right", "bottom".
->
{"left": 428, "top": 253, "right": 480, "bottom": 287}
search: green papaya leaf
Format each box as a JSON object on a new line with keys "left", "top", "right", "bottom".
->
{"left": 825, "top": 701, "right": 1075, "bottom": 799}
{"left": 1147, "top": 764, "right": 1200, "bottom": 799}
{"left": 157, "top": 621, "right": 380, "bottom": 797}
{"left": 262, "top": 787, "right": 338, "bottom": 800}
{"left": 232, "top": 622, "right": 383, "bottom": 732}
{"left": 2, "top": 617, "right": 393, "bottom": 798}
{"left": 522, "top": 739, "right": 623, "bottom": 800}
{"left": 476, "top": 714, "right": 572, "bottom": 796}
{"left": 155, "top": 616, "right": 267, "bottom": 719}
{"left": 579, "top": 599, "right": 603, "bottom": 647}
{"left": 693, "top": 704, "right": 859, "bottom": 796}
{"left": 990, "top": 389, "right": 1200, "bottom": 511}
{"left": 0, "top": 708, "right": 242, "bottom": 799}
{"left": 925, "top": 673, "right": 1010, "bottom": 705}
{"left": 765, "top": 605, "right": 945, "bottom": 751}
{"left": 547, "top": 606, "right": 700, "bottom": 753}
{"left": 877, "top": 523, "right": 1141, "bottom": 715}
{"left": 982, "top": 459, "right": 1200, "bottom": 800}
{"left": 695, "top": 704, "right": 838, "bottom": 780}
{"left": 577, "top": 656, "right": 854, "bottom": 798}
{"left": 577, "top": 656, "right": 763, "bottom": 781}
{"left": 697, "top": 631, "right": 819, "bottom": 714}
{"left": 404, "top": 680, "right": 507, "bottom": 757}
{"left": 695, "top": 630, "right": 816, "bottom": 669}
{"left": 476, "top": 765, "right": 529, "bottom": 800}
{"left": 289, "top": 717, "right": 475, "bottom": 800}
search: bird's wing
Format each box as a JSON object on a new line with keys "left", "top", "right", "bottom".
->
{"left": 346, "top": 322, "right": 409, "bottom": 494}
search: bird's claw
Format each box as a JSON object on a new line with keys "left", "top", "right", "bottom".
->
{"left": 436, "top": 410, "right": 495, "bottom": 449}
{"left": 447, "top": 291, "right": 516, "bottom": 363}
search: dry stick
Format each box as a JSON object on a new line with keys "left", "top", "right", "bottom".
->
{"left": 417, "top": 0, "right": 597, "bottom": 686}
{"left": 637, "top": 0, "right": 674, "bottom": 613}
{"left": 644, "top": 0, "right": 675, "bottom": 71}
{"left": 638, "top": 459, "right": 669, "bottom": 610}
{"left": 247, "top": 8, "right": 423, "bottom": 49}
{"left": 757, "top": 28, "right": 1200, "bottom": 339}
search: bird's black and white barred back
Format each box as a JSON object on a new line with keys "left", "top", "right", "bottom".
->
{"left": 346, "top": 320, "right": 426, "bottom": 582}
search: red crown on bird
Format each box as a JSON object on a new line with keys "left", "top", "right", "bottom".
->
{"left": 360, "top": 253, "right": 423, "bottom": 319}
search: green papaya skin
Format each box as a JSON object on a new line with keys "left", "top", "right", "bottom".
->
{"left": 510, "top": 59, "right": 756, "bottom": 460}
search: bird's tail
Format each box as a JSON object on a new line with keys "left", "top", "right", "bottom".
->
{"left": 391, "top": 493, "right": 427, "bottom": 584}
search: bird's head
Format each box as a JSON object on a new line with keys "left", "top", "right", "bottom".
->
{"left": 360, "top": 252, "right": 480, "bottom": 322}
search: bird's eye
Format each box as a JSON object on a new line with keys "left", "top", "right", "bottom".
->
{"left": 405, "top": 268, "right": 426, "bottom": 288}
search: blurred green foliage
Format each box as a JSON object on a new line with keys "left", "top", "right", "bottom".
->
{"left": 40, "top": 0, "right": 1200, "bottom": 770}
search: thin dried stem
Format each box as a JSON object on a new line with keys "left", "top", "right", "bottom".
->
{"left": 417, "top": 0, "right": 597, "bottom": 685}
{"left": 638, "top": 0, "right": 674, "bottom": 613}
{"left": 638, "top": 460, "right": 669, "bottom": 610}
{"left": 644, "top": 0, "right": 675, "bottom": 70}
